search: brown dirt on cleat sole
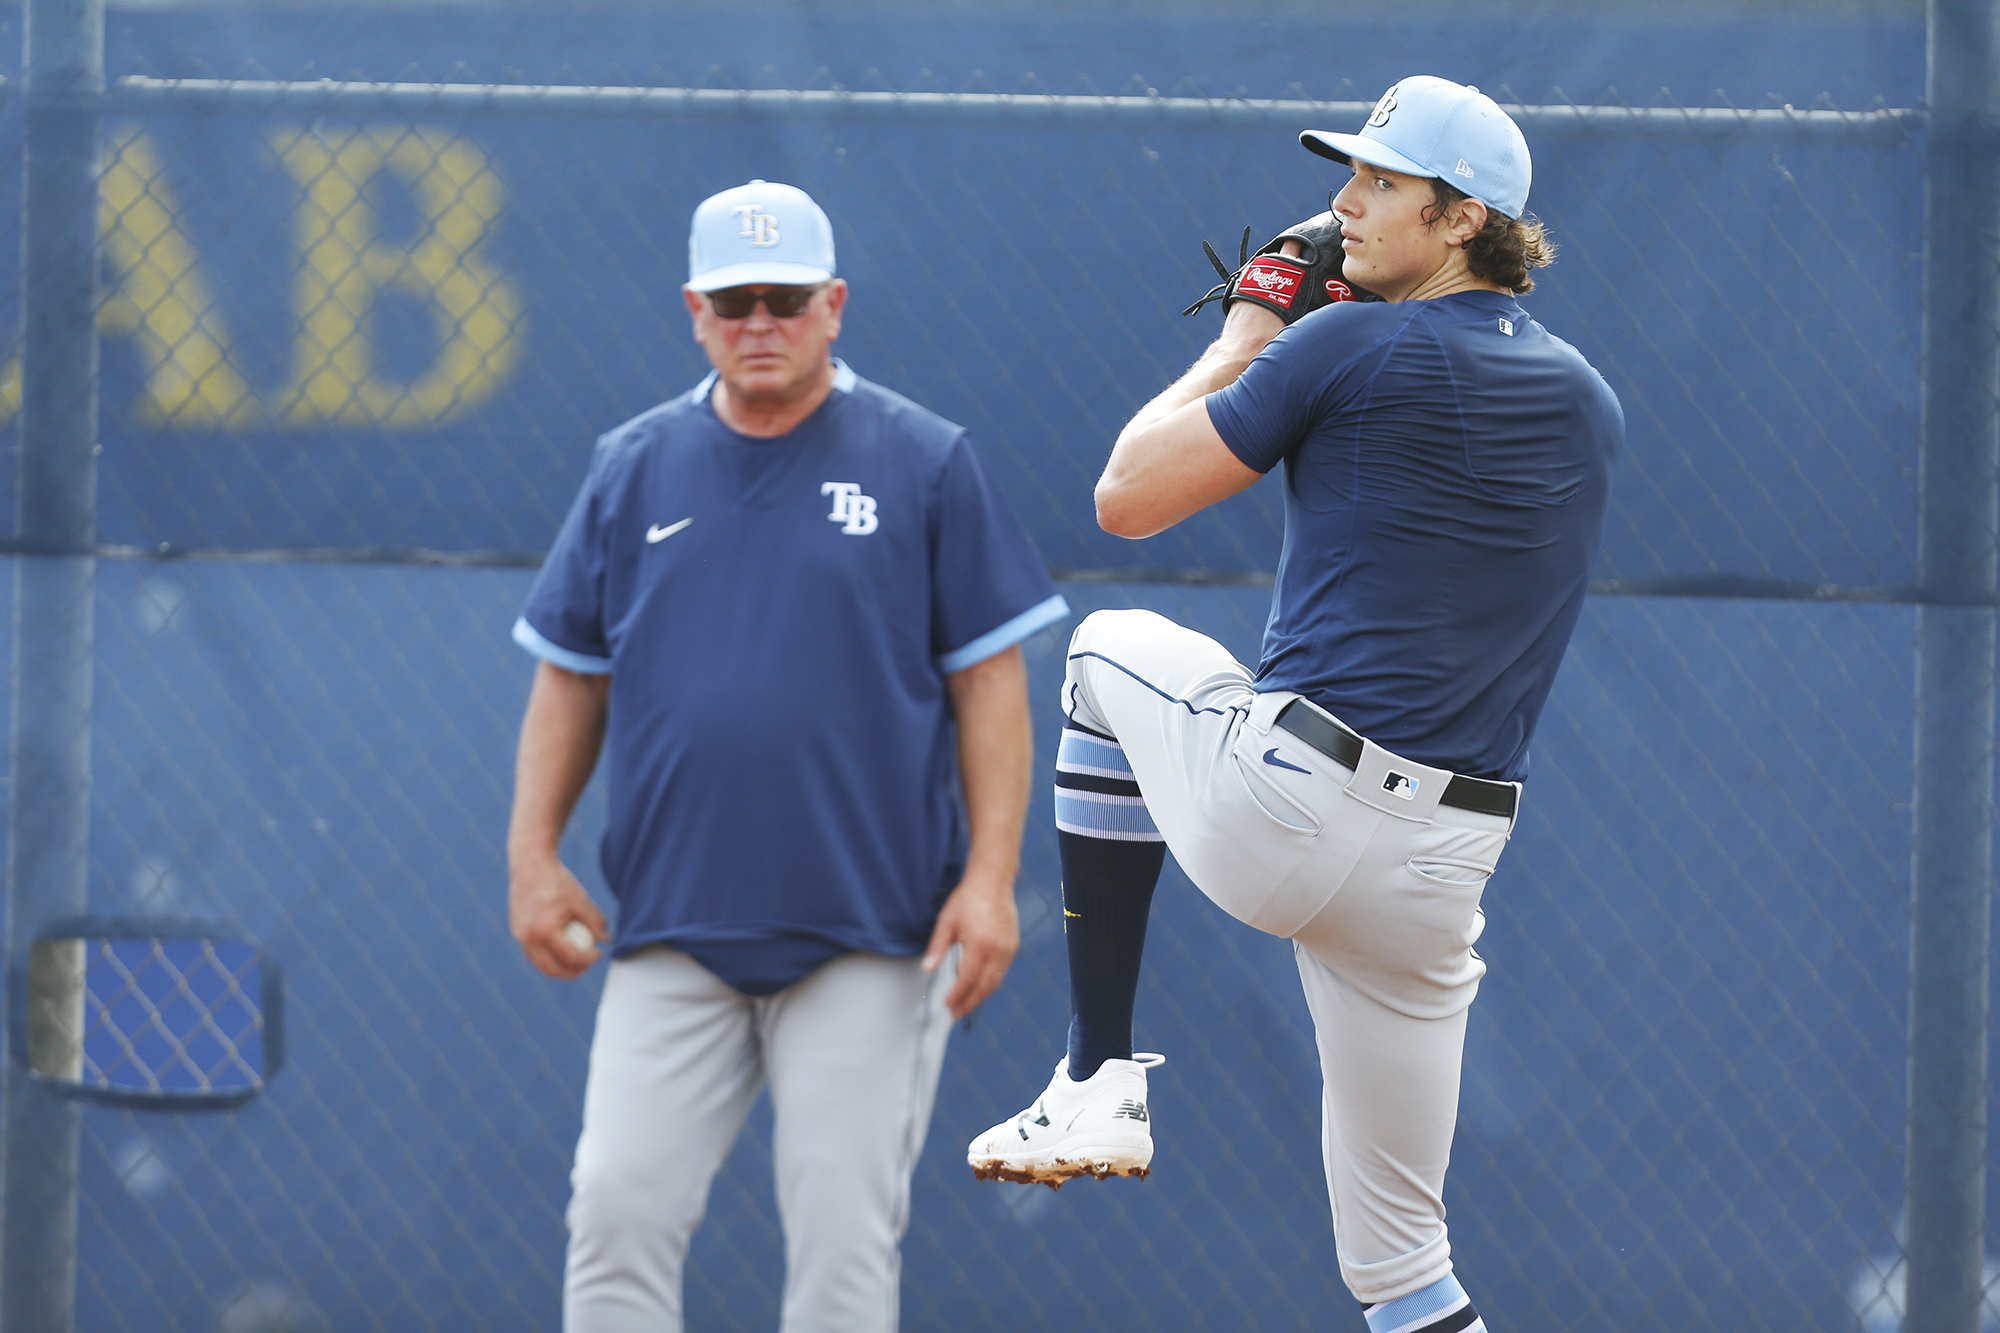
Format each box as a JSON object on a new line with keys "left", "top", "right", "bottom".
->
{"left": 970, "top": 1162, "right": 1151, "bottom": 1190}
{"left": 971, "top": 1163, "right": 1067, "bottom": 1189}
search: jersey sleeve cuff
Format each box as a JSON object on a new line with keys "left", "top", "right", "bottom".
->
{"left": 937, "top": 594, "right": 1071, "bottom": 674}
{"left": 1203, "top": 391, "right": 1279, "bottom": 476}
{"left": 512, "top": 617, "right": 614, "bottom": 675}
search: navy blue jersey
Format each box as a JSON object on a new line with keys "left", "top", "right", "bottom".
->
{"left": 516, "top": 362, "right": 1068, "bottom": 993}
{"left": 1206, "top": 289, "right": 1621, "bottom": 782}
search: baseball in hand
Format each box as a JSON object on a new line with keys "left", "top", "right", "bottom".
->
{"left": 563, "top": 920, "right": 597, "bottom": 953}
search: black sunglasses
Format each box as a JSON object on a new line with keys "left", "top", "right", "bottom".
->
{"left": 706, "top": 284, "right": 826, "bottom": 319}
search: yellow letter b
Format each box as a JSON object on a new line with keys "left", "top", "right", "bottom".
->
{"left": 274, "top": 125, "right": 523, "bottom": 426}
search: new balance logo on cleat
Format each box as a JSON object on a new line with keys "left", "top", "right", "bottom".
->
{"left": 1015, "top": 1103, "right": 1052, "bottom": 1140}
{"left": 968, "top": 1054, "right": 1165, "bottom": 1189}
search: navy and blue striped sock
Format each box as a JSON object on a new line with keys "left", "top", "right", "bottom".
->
{"left": 1052, "top": 725, "right": 1166, "bottom": 1081}
{"left": 1361, "top": 1275, "right": 1485, "bottom": 1333}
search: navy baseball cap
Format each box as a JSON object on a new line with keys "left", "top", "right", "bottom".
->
{"left": 1301, "top": 76, "right": 1532, "bottom": 219}
{"left": 687, "top": 180, "right": 837, "bottom": 292}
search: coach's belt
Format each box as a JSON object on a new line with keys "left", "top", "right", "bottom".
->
{"left": 1274, "top": 700, "right": 1519, "bottom": 819}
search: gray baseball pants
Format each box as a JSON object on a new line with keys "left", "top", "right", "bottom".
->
{"left": 1062, "top": 608, "right": 1515, "bottom": 1305}
{"left": 563, "top": 947, "right": 954, "bottom": 1333}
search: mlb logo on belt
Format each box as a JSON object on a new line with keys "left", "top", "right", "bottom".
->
{"left": 1239, "top": 257, "right": 1301, "bottom": 308}
{"left": 1382, "top": 772, "right": 1418, "bottom": 800}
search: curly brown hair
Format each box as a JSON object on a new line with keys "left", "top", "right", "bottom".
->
{"left": 1422, "top": 179, "right": 1556, "bottom": 295}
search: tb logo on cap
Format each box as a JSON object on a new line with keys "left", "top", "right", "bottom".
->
{"left": 732, "top": 204, "right": 781, "bottom": 248}
{"left": 1367, "top": 87, "right": 1399, "bottom": 127}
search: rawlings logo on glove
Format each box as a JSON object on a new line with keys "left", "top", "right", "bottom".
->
{"left": 1184, "top": 208, "right": 1379, "bottom": 322}
{"left": 1239, "top": 258, "right": 1302, "bottom": 303}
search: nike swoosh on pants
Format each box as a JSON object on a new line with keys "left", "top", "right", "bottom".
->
{"left": 1263, "top": 748, "right": 1312, "bottom": 774}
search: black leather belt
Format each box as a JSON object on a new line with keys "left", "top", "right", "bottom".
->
{"left": 1274, "top": 700, "right": 1518, "bottom": 819}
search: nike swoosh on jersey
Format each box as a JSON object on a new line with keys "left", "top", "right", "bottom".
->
{"left": 1262, "top": 748, "right": 1312, "bottom": 774}
{"left": 646, "top": 518, "right": 693, "bottom": 543}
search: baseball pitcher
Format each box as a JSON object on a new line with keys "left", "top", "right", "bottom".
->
{"left": 968, "top": 77, "right": 1623, "bottom": 1333}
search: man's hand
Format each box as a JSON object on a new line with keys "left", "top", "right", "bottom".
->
{"left": 508, "top": 659, "right": 611, "bottom": 980}
{"left": 1209, "top": 237, "right": 1300, "bottom": 365}
{"left": 510, "top": 857, "right": 610, "bottom": 980}
{"left": 922, "top": 866, "right": 1020, "bottom": 1019}
{"left": 1216, "top": 283, "right": 1287, "bottom": 359}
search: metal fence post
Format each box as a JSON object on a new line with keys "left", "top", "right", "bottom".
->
{"left": 2, "top": 0, "right": 102, "bottom": 1328}
{"left": 1909, "top": 2, "right": 1999, "bottom": 1330}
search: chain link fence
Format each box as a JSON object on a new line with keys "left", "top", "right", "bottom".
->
{"left": 0, "top": 36, "right": 1992, "bottom": 1333}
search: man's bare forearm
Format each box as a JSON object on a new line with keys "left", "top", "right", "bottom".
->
{"left": 947, "top": 645, "right": 1032, "bottom": 893}
{"left": 1093, "top": 298, "right": 1286, "bottom": 539}
{"left": 1094, "top": 301, "right": 1282, "bottom": 539}
{"left": 1114, "top": 270, "right": 1292, "bottom": 453}
{"left": 1115, "top": 338, "right": 1262, "bottom": 453}
{"left": 508, "top": 660, "right": 611, "bottom": 870}
{"left": 929, "top": 643, "right": 1031, "bottom": 1015}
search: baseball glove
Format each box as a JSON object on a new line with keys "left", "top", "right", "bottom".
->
{"left": 1183, "top": 210, "right": 1378, "bottom": 321}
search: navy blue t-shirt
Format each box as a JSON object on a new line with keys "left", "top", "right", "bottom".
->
{"left": 515, "top": 363, "right": 1068, "bottom": 993}
{"left": 1207, "top": 289, "right": 1621, "bottom": 782}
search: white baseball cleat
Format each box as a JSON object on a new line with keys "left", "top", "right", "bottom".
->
{"left": 967, "top": 1053, "right": 1164, "bottom": 1189}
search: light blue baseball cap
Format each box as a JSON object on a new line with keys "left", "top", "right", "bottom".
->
{"left": 1301, "top": 76, "right": 1532, "bottom": 219}
{"left": 687, "top": 180, "right": 837, "bottom": 291}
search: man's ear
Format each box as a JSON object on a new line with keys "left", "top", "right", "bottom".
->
{"left": 1452, "top": 198, "right": 1489, "bottom": 247}
{"left": 822, "top": 278, "right": 848, "bottom": 339}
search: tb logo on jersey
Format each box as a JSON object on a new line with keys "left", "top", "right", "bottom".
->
{"left": 821, "top": 481, "right": 879, "bottom": 535}
{"left": 732, "top": 204, "right": 781, "bottom": 248}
